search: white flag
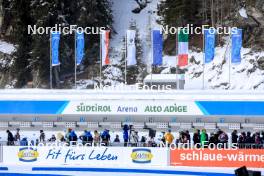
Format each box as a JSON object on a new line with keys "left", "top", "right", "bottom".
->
{"left": 101, "top": 30, "right": 110, "bottom": 66}
{"left": 126, "top": 30, "right": 136, "bottom": 66}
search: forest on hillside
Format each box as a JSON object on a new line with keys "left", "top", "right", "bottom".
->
{"left": 0, "top": 0, "right": 263, "bottom": 89}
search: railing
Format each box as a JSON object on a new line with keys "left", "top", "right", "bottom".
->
{"left": 0, "top": 143, "right": 3, "bottom": 163}
{"left": 1, "top": 141, "right": 264, "bottom": 149}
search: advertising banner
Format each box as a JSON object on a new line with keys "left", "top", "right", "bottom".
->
{"left": 204, "top": 29, "right": 215, "bottom": 63}
{"left": 51, "top": 31, "right": 61, "bottom": 66}
{"left": 231, "top": 28, "right": 242, "bottom": 64}
{"left": 126, "top": 30, "right": 137, "bottom": 66}
{"left": 101, "top": 30, "right": 110, "bottom": 66}
{"left": 1, "top": 100, "right": 264, "bottom": 116}
{"left": 63, "top": 100, "right": 201, "bottom": 115}
{"left": 3, "top": 147, "right": 168, "bottom": 167}
{"left": 170, "top": 149, "right": 264, "bottom": 168}
{"left": 76, "top": 31, "right": 85, "bottom": 66}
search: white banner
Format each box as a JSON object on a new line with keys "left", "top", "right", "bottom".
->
{"left": 126, "top": 30, "right": 136, "bottom": 66}
{"left": 3, "top": 146, "right": 168, "bottom": 167}
{"left": 62, "top": 100, "right": 203, "bottom": 115}
{"left": 101, "top": 30, "right": 110, "bottom": 66}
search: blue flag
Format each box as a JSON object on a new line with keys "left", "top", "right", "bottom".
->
{"left": 231, "top": 28, "right": 242, "bottom": 64}
{"left": 76, "top": 31, "right": 85, "bottom": 65}
{"left": 51, "top": 31, "right": 60, "bottom": 66}
{"left": 152, "top": 30, "right": 163, "bottom": 66}
{"left": 204, "top": 29, "right": 215, "bottom": 63}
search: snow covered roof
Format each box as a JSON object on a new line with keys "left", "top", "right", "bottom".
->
{"left": 0, "top": 89, "right": 264, "bottom": 101}
{"left": 144, "top": 74, "right": 184, "bottom": 83}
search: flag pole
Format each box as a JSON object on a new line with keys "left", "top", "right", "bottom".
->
{"left": 100, "top": 32, "right": 102, "bottom": 89}
{"left": 229, "top": 35, "right": 231, "bottom": 88}
{"left": 125, "top": 32, "right": 127, "bottom": 84}
{"left": 50, "top": 33, "right": 52, "bottom": 89}
{"left": 176, "top": 31, "right": 178, "bottom": 90}
{"left": 74, "top": 32, "right": 77, "bottom": 89}
{"left": 202, "top": 32, "right": 205, "bottom": 90}
{"left": 151, "top": 29, "right": 153, "bottom": 87}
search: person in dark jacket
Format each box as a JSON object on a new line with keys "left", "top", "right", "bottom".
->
{"left": 6, "top": 130, "right": 14, "bottom": 146}
{"left": 245, "top": 131, "right": 254, "bottom": 145}
{"left": 193, "top": 129, "right": 200, "bottom": 147}
{"left": 114, "top": 135, "right": 120, "bottom": 143}
{"left": 48, "top": 135, "right": 56, "bottom": 142}
{"left": 39, "top": 130, "right": 45, "bottom": 142}
{"left": 231, "top": 130, "right": 238, "bottom": 144}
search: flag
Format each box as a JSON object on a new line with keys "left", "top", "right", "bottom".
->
{"left": 126, "top": 30, "right": 136, "bottom": 66}
{"left": 51, "top": 31, "right": 60, "bottom": 66}
{"left": 231, "top": 28, "right": 242, "bottom": 64}
{"left": 178, "top": 29, "right": 188, "bottom": 67}
{"left": 204, "top": 28, "right": 216, "bottom": 63}
{"left": 152, "top": 30, "right": 163, "bottom": 66}
{"left": 76, "top": 31, "right": 85, "bottom": 66}
{"left": 101, "top": 30, "right": 110, "bottom": 66}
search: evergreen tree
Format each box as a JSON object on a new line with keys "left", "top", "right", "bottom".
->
{"left": 10, "top": 0, "right": 32, "bottom": 87}
{"left": 158, "top": 0, "right": 204, "bottom": 54}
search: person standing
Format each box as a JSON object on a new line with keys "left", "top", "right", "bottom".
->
{"left": 93, "top": 130, "right": 100, "bottom": 146}
{"left": 123, "top": 124, "right": 129, "bottom": 147}
{"left": 231, "top": 130, "right": 238, "bottom": 144}
{"left": 39, "top": 130, "right": 45, "bottom": 143}
{"left": 200, "top": 129, "right": 208, "bottom": 148}
{"left": 164, "top": 129, "right": 174, "bottom": 147}
{"left": 193, "top": 129, "right": 200, "bottom": 147}
{"left": 101, "top": 129, "right": 110, "bottom": 146}
{"left": 6, "top": 130, "right": 14, "bottom": 146}
{"left": 14, "top": 128, "right": 21, "bottom": 142}
{"left": 129, "top": 128, "right": 139, "bottom": 147}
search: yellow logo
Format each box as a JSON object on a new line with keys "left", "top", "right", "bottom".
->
{"left": 17, "top": 147, "right": 39, "bottom": 162}
{"left": 131, "top": 149, "right": 153, "bottom": 163}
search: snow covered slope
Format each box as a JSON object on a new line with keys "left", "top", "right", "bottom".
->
{"left": 109, "top": 0, "right": 264, "bottom": 90}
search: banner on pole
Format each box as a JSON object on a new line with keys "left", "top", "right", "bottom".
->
{"left": 126, "top": 30, "right": 136, "bottom": 66}
{"left": 152, "top": 30, "right": 163, "bottom": 66}
{"left": 231, "top": 28, "right": 242, "bottom": 64}
{"left": 76, "top": 31, "right": 85, "bottom": 66}
{"left": 101, "top": 30, "right": 110, "bottom": 66}
{"left": 178, "top": 29, "right": 188, "bottom": 67}
{"left": 204, "top": 29, "right": 215, "bottom": 63}
{"left": 51, "top": 31, "right": 60, "bottom": 66}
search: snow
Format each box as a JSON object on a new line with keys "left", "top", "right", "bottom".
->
{"left": 0, "top": 40, "right": 16, "bottom": 54}
{"left": 170, "top": 37, "right": 264, "bottom": 90}
{"left": 239, "top": 8, "right": 248, "bottom": 18}
{"left": 105, "top": 0, "right": 161, "bottom": 85}
{"left": 144, "top": 74, "right": 184, "bottom": 82}
{"left": 108, "top": 0, "right": 264, "bottom": 90}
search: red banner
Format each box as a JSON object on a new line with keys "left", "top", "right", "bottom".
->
{"left": 170, "top": 149, "right": 264, "bottom": 168}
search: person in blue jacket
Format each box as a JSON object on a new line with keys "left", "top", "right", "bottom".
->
{"left": 80, "top": 130, "right": 93, "bottom": 145}
{"left": 69, "top": 130, "right": 78, "bottom": 145}
{"left": 20, "top": 137, "right": 28, "bottom": 146}
{"left": 101, "top": 129, "right": 110, "bottom": 146}
{"left": 123, "top": 124, "right": 129, "bottom": 147}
